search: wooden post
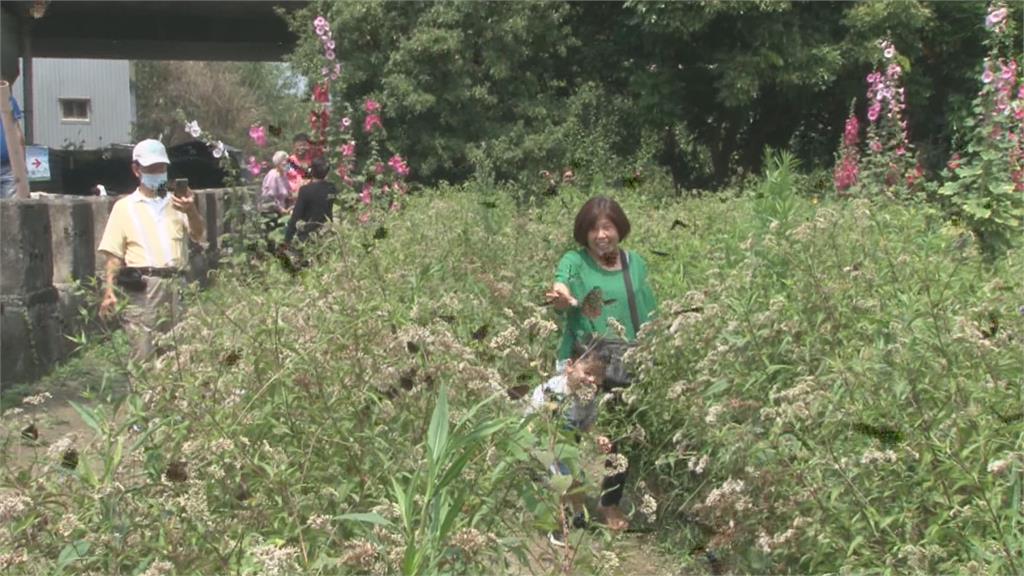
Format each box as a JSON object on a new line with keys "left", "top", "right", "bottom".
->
{"left": 0, "top": 80, "right": 30, "bottom": 199}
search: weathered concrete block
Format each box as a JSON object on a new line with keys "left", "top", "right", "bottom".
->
{"left": 86, "top": 196, "right": 116, "bottom": 277}
{"left": 1, "top": 201, "right": 54, "bottom": 296}
{"left": 49, "top": 198, "right": 98, "bottom": 286}
{"left": 1, "top": 290, "right": 63, "bottom": 383}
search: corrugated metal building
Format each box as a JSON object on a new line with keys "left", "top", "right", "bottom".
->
{"left": 12, "top": 58, "right": 134, "bottom": 150}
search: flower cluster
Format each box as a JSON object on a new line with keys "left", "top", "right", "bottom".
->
{"left": 856, "top": 39, "right": 920, "bottom": 196}
{"left": 314, "top": 15, "right": 341, "bottom": 81}
{"left": 939, "top": 2, "right": 1023, "bottom": 256}
{"left": 248, "top": 123, "right": 267, "bottom": 147}
{"left": 833, "top": 102, "right": 860, "bottom": 193}
{"left": 985, "top": 4, "right": 1008, "bottom": 32}
{"left": 300, "top": 15, "right": 412, "bottom": 225}
{"left": 183, "top": 119, "right": 228, "bottom": 161}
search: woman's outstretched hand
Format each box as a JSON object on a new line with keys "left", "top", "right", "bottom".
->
{"left": 544, "top": 283, "right": 577, "bottom": 310}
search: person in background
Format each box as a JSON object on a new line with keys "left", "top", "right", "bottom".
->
{"left": 97, "top": 139, "right": 205, "bottom": 362}
{"left": 0, "top": 75, "right": 24, "bottom": 199}
{"left": 284, "top": 157, "right": 336, "bottom": 245}
{"left": 286, "top": 133, "right": 312, "bottom": 195}
{"left": 261, "top": 150, "right": 292, "bottom": 215}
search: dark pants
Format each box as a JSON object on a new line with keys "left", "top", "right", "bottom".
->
{"left": 600, "top": 440, "right": 626, "bottom": 507}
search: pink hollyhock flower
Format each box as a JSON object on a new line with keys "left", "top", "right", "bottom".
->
{"left": 249, "top": 124, "right": 267, "bottom": 147}
{"left": 247, "top": 156, "right": 261, "bottom": 176}
{"left": 314, "top": 16, "right": 327, "bottom": 28}
{"left": 388, "top": 154, "right": 410, "bottom": 177}
{"left": 895, "top": 146, "right": 906, "bottom": 157}
{"left": 886, "top": 63, "right": 902, "bottom": 79}
{"left": 312, "top": 84, "right": 330, "bottom": 103}
{"left": 363, "top": 113, "right": 383, "bottom": 133}
{"left": 325, "top": 50, "right": 336, "bottom": 60}
{"left": 374, "top": 162, "right": 385, "bottom": 175}
{"left": 986, "top": 7, "right": 1007, "bottom": 29}
{"left": 184, "top": 120, "right": 202, "bottom": 138}
{"left": 364, "top": 99, "right": 381, "bottom": 113}
{"left": 341, "top": 117, "right": 352, "bottom": 129}
{"left": 868, "top": 103, "right": 882, "bottom": 122}
{"left": 884, "top": 46, "right": 895, "bottom": 59}
{"left": 982, "top": 68, "right": 994, "bottom": 84}
{"left": 833, "top": 156, "right": 859, "bottom": 191}
{"left": 341, "top": 141, "right": 356, "bottom": 157}
{"left": 1001, "top": 60, "right": 1017, "bottom": 80}
{"left": 843, "top": 115, "right": 859, "bottom": 147}
{"left": 870, "top": 140, "right": 883, "bottom": 153}
{"left": 360, "top": 185, "right": 372, "bottom": 205}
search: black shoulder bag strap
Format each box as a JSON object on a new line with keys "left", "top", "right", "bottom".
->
{"left": 620, "top": 250, "right": 641, "bottom": 335}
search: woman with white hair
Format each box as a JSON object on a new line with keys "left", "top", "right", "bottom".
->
{"left": 261, "top": 150, "right": 292, "bottom": 214}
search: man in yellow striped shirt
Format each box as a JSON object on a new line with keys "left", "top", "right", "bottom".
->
{"left": 97, "top": 139, "right": 205, "bottom": 361}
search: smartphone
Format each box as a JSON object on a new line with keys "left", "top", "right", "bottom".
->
{"left": 174, "top": 178, "right": 189, "bottom": 198}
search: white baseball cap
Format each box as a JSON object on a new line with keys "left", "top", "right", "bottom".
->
{"left": 132, "top": 139, "right": 170, "bottom": 167}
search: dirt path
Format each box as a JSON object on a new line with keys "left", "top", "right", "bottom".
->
{"left": 2, "top": 347, "right": 129, "bottom": 468}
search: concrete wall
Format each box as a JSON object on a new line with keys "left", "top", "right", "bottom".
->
{"left": 0, "top": 189, "right": 243, "bottom": 384}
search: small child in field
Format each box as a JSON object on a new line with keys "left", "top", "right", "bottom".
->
{"left": 525, "top": 352, "right": 629, "bottom": 543}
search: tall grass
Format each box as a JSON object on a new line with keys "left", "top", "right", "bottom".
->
{"left": 2, "top": 178, "right": 1021, "bottom": 574}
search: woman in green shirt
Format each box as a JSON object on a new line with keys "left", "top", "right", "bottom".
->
{"left": 546, "top": 196, "right": 658, "bottom": 364}
{"left": 544, "top": 196, "right": 657, "bottom": 532}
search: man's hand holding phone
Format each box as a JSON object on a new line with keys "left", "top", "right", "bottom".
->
{"left": 170, "top": 178, "right": 197, "bottom": 215}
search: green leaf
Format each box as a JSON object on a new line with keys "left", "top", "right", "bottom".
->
{"left": 57, "top": 540, "right": 91, "bottom": 569}
{"left": 549, "top": 473, "right": 573, "bottom": 496}
{"left": 439, "top": 491, "right": 466, "bottom": 541}
{"left": 427, "top": 385, "right": 450, "bottom": 465}
{"left": 337, "top": 512, "right": 391, "bottom": 527}
{"left": 69, "top": 401, "right": 102, "bottom": 436}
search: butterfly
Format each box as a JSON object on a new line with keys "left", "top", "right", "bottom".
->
{"left": 165, "top": 460, "right": 189, "bottom": 483}
{"left": 61, "top": 448, "right": 79, "bottom": 470}
{"left": 580, "top": 287, "right": 617, "bottom": 320}
{"left": 220, "top": 349, "right": 241, "bottom": 367}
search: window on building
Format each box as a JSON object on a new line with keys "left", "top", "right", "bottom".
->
{"left": 60, "top": 99, "right": 91, "bottom": 122}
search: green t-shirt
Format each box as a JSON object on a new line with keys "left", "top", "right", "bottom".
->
{"left": 554, "top": 249, "right": 658, "bottom": 360}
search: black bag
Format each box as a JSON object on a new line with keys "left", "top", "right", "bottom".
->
{"left": 116, "top": 267, "right": 147, "bottom": 293}
{"left": 574, "top": 250, "right": 642, "bottom": 390}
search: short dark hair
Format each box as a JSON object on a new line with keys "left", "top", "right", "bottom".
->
{"left": 570, "top": 345, "right": 607, "bottom": 376}
{"left": 310, "top": 157, "right": 330, "bottom": 179}
{"left": 293, "top": 132, "right": 310, "bottom": 143}
{"left": 573, "top": 196, "right": 630, "bottom": 245}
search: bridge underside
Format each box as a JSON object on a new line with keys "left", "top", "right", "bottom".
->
{"left": 4, "top": 1, "right": 307, "bottom": 65}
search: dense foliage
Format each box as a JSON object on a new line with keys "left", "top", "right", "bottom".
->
{"left": 3, "top": 177, "right": 1021, "bottom": 574}
{"left": 284, "top": 0, "right": 1019, "bottom": 189}
{"left": 132, "top": 61, "right": 308, "bottom": 151}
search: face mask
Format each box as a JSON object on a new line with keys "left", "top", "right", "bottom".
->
{"left": 140, "top": 172, "right": 168, "bottom": 194}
